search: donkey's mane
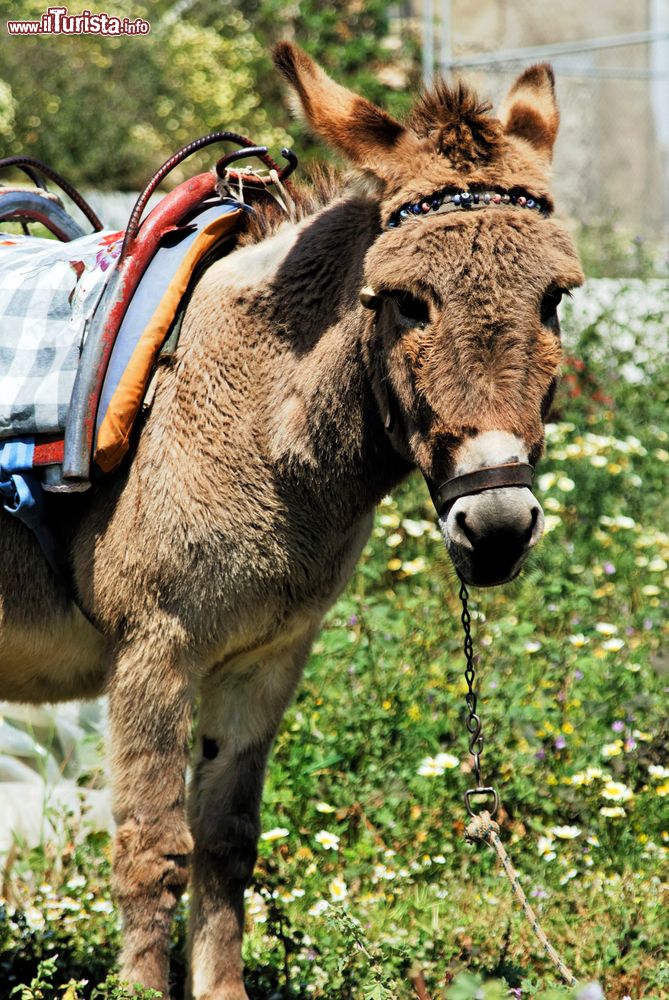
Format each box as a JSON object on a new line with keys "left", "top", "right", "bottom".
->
{"left": 237, "top": 165, "right": 346, "bottom": 246}
{"left": 408, "top": 80, "right": 503, "bottom": 165}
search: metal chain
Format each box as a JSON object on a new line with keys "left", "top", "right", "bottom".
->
{"left": 459, "top": 580, "right": 499, "bottom": 817}
{"left": 459, "top": 580, "right": 482, "bottom": 785}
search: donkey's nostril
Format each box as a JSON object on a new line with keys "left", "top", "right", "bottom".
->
{"left": 521, "top": 505, "right": 540, "bottom": 543}
{"left": 527, "top": 504, "right": 545, "bottom": 547}
{"left": 450, "top": 509, "right": 474, "bottom": 551}
{"left": 456, "top": 510, "right": 477, "bottom": 546}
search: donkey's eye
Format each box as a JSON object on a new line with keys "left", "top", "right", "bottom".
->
{"left": 387, "top": 290, "right": 431, "bottom": 328}
{"left": 540, "top": 288, "right": 565, "bottom": 328}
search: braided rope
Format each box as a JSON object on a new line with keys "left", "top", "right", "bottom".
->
{"left": 465, "top": 811, "right": 578, "bottom": 988}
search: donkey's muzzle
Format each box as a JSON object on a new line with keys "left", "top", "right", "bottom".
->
{"left": 427, "top": 464, "right": 544, "bottom": 587}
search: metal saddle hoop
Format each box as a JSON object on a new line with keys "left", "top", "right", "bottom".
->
{"left": 0, "top": 137, "right": 298, "bottom": 247}
{"left": 0, "top": 155, "right": 104, "bottom": 239}
{"left": 120, "top": 131, "right": 298, "bottom": 259}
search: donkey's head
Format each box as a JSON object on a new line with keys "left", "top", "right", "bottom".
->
{"left": 275, "top": 44, "right": 584, "bottom": 587}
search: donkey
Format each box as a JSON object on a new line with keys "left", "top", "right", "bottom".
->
{"left": 0, "top": 44, "right": 583, "bottom": 998}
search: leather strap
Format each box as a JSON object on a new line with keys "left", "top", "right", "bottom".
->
{"left": 430, "top": 462, "right": 534, "bottom": 515}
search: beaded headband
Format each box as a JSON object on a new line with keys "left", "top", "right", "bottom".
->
{"left": 386, "top": 188, "right": 551, "bottom": 229}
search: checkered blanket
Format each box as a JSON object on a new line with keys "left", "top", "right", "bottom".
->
{"left": 0, "top": 229, "right": 123, "bottom": 437}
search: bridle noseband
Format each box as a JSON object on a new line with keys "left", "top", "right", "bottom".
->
{"left": 427, "top": 462, "right": 535, "bottom": 518}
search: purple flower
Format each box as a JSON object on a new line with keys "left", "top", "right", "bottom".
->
{"left": 554, "top": 735, "right": 567, "bottom": 750}
{"left": 612, "top": 720, "right": 625, "bottom": 733}
{"left": 94, "top": 236, "right": 122, "bottom": 272}
{"left": 603, "top": 562, "right": 616, "bottom": 575}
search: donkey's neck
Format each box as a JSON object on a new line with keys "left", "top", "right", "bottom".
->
{"left": 183, "top": 195, "right": 411, "bottom": 527}
{"left": 257, "top": 196, "right": 413, "bottom": 519}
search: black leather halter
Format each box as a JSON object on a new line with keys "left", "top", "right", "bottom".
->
{"left": 427, "top": 462, "right": 535, "bottom": 518}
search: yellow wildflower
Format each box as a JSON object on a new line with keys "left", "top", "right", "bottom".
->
{"left": 329, "top": 877, "right": 348, "bottom": 901}
{"left": 261, "top": 827, "right": 289, "bottom": 842}
{"left": 601, "top": 781, "right": 634, "bottom": 802}
{"left": 600, "top": 806, "right": 626, "bottom": 818}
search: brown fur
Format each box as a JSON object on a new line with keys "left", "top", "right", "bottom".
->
{"left": 237, "top": 165, "right": 344, "bottom": 247}
{"left": 408, "top": 81, "right": 503, "bottom": 166}
{"left": 500, "top": 63, "right": 560, "bottom": 160}
{"left": 274, "top": 41, "right": 405, "bottom": 170}
{"left": 0, "top": 45, "right": 583, "bottom": 997}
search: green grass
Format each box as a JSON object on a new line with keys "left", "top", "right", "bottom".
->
{"left": 1, "top": 286, "right": 668, "bottom": 999}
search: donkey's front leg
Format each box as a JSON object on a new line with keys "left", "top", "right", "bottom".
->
{"left": 109, "top": 636, "right": 194, "bottom": 995}
{"left": 187, "top": 632, "right": 314, "bottom": 1000}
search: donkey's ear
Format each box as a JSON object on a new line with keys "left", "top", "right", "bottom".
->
{"left": 273, "top": 42, "right": 408, "bottom": 173}
{"left": 500, "top": 63, "right": 559, "bottom": 161}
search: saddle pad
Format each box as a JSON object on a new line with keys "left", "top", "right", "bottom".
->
{"left": 0, "top": 229, "right": 122, "bottom": 437}
{"left": 94, "top": 202, "right": 243, "bottom": 472}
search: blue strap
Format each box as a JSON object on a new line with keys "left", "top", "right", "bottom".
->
{"left": 0, "top": 438, "right": 39, "bottom": 519}
{"left": 0, "top": 439, "right": 68, "bottom": 581}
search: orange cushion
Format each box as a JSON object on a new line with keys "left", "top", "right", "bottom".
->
{"left": 95, "top": 209, "right": 242, "bottom": 472}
